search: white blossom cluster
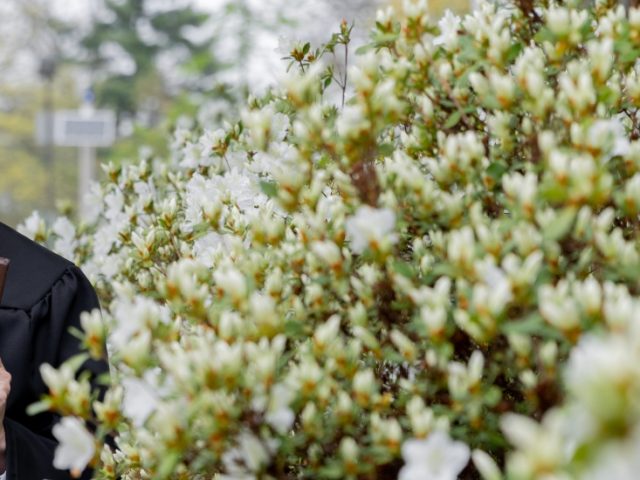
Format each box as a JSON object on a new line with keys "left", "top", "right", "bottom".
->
{"left": 18, "top": 0, "right": 640, "bottom": 478}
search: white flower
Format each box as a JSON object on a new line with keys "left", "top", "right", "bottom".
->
{"left": 222, "top": 432, "right": 270, "bottom": 476}
{"left": 179, "top": 141, "right": 207, "bottom": 169}
{"left": 399, "top": 431, "right": 471, "bottom": 480}
{"left": 434, "top": 11, "right": 461, "bottom": 50}
{"left": 564, "top": 333, "right": 639, "bottom": 423}
{"left": 447, "top": 227, "right": 476, "bottom": 268}
{"left": 110, "top": 296, "right": 170, "bottom": 351}
{"left": 82, "top": 183, "right": 104, "bottom": 224}
{"left": 314, "top": 315, "right": 341, "bottom": 349}
{"left": 223, "top": 168, "right": 266, "bottom": 211}
{"left": 121, "top": 374, "right": 161, "bottom": 426}
{"left": 475, "top": 260, "right": 513, "bottom": 314}
{"left": 52, "top": 216, "right": 77, "bottom": 261}
{"left": 582, "top": 428, "right": 640, "bottom": 480}
{"left": 276, "top": 35, "right": 303, "bottom": 57}
{"left": 311, "top": 240, "right": 342, "bottom": 267}
{"left": 193, "top": 232, "right": 234, "bottom": 266}
{"left": 200, "top": 128, "right": 226, "bottom": 156}
{"left": 403, "top": 0, "right": 428, "bottom": 19}
{"left": 40, "top": 363, "right": 75, "bottom": 395}
{"left": 588, "top": 118, "right": 630, "bottom": 159}
{"left": 345, "top": 206, "right": 397, "bottom": 254}
{"left": 501, "top": 411, "right": 572, "bottom": 472}
{"left": 52, "top": 216, "right": 75, "bottom": 240}
{"left": 17, "top": 210, "right": 45, "bottom": 240}
{"left": 52, "top": 416, "right": 95, "bottom": 474}
{"left": 90, "top": 189, "right": 129, "bottom": 258}
{"left": 214, "top": 266, "right": 247, "bottom": 301}
{"left": 250, "top": 143, "right": 296, "bottom": 176}
{"left": 265, "top": 383, "right": 295, "bottom": 434}
{"left": 546, "top": 7, "right": 570, "bottom": 36}
{"left": 183, "top": 173, "right": 223, "bottom": 229}
{"left": 472, "top": 449, "right": 502, "bottom": 480}
{"left": 336, "top": 104, "right": 370, "bottom": 138}
{"left": 502, "top": 172, "right": 538, "bottom": 211}
{"left": 538, "top": 282, "right": 580, "bottom": 331}
{"left": 376, "top": 6, "right": 394, "bottom": 25}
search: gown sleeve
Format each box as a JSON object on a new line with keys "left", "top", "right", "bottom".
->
{"left": 3, "top": 265, "right": 108, "bottom": 480}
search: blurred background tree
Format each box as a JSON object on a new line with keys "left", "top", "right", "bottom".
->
{"left": 79, "top": 0, "right": 219, "bottom": 129}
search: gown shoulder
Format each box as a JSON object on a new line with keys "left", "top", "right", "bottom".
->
{"left": 0, "top": 222, "right": 73, "bottom": 310}
{"left": 0, "top": 223, "right": 104, "bottom": 479}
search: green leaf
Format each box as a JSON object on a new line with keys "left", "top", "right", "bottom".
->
{"left": 393, "top": 260, "right": 415, "bottom": 279}
{"left": 597, "top": 85, "right": 619, "bottom": 105}
{"left": 505, "top": 42, "right": 523, "bottom": 63}
{"left": 482, "top": 95, "right": 502, "bottom": 110}
{"left": 459, "top": 66, "right": 487, "bottom": 91}
{"left": 378, "top": 142, "right": 395, "bottom": 157}
{"left": 260, "top": 180, "right": 278, "bottom": 198}
{"left": 539, "top": 181, "right": 567, "bottom": 204}
{"left": 576, "top": 247, "right": 594, "bottom": 273}
{"left": 26, "top": 399, "right": 52, "bottom": 416}
{"left": 315, "top": 154, "right": 332, "bottom": 169}
{"left": 534, "top": 27, "right": 555, "bottom": 44}
{"left": 317, "top": 464, "right": 345, "bottom": 479}
{"left": 285, "top": 319, "right": 306, "bottom": 337}
{"left": 355, "top": 44, "right": 374, "bottom": 55}
{"left": 486, "top": 162, "right": 508, "bottom": 181}
{"left": 157, "top": 451, "right": 181, "bottom": 479}
{"left": 501, "top": 313, "right": 565, "bottom": 340}
{"left": 444, "top": 110, "right": 463, "bottom": 129}
{"left": 96, "top": 371, "right": 113, "bottom": 386}
{"left": 484, "top": 386, "right": 502, "bottom": 407}
{"left": 428, "top": 263, "right": 457, "bottom": 279}
{"left": 614, "top": 262, "right": 640, "bottom": 282}
{"left": 543, "top": 207, "right": 576, "bottom": 241}
{"left": 619, "top": 46, "right": 640, "bottom": 64}
{"left": 64, "top": 353, "right": 91, "bottom": 373}
{"left": 370, "top": 32, "right": 399, "bottom": 47}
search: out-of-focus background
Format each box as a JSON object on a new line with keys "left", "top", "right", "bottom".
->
{"left": 0, "top": 0, "right": 466, "bottom": 227}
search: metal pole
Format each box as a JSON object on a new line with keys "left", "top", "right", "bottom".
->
{"left": 43, "top": 77, "right": 55, "bottom": 212}
{"left": 78, "top": 145, "right": 95, "bottom": 220}
{"left": 39, "top": 57, "right": 57, "bottom": 216}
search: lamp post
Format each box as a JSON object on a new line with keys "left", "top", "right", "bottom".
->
{"left": 38, "top": 56, "right": 57, "bottom": 214}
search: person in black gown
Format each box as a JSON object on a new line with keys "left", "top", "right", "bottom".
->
{"left": 0, "top": 222, "right": 108, "bottom": 479}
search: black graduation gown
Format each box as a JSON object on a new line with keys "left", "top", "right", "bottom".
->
{"left": 0, "top": 222, "right": 108, "bottom": 479}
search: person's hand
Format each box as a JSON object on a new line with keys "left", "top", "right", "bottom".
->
{"left": 0, "top": 357, "right": 11, "bottom": 473}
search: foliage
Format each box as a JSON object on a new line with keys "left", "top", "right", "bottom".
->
{"left": 80, "top": 0, "right": 218, "bottom": 121}
{"left": 21, "top": 0, "right": 640, "bottom": 478}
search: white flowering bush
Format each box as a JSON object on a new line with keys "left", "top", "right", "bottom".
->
{"left": 20, "top": 0, "right": 640, "bottom": 478}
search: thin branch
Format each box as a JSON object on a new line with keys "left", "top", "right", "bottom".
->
{"left": 341, "top": 41, "right": 349, "bottom": 109}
